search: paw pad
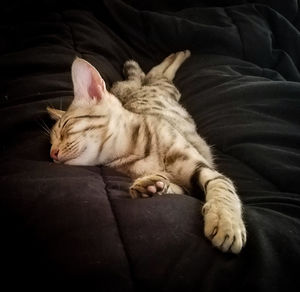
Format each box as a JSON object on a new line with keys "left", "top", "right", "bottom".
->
{"left": 130, "top": 175, "right": 169, "bottom": 198}
{"left": 146, "top": 181, "right": 165, "bottom": 195}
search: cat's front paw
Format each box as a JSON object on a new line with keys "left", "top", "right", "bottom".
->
{"left": 130, "top": 174, "right": 170, "bottom": 198}
{"left": 202, "top": 198, "right": 247, "bottom": 254}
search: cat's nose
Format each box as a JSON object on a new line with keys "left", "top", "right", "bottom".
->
{"left": 50, "top": 148, "right": 59, "bottom": 160}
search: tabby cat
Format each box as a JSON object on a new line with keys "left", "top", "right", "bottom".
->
{"left": 47, "top": 51, "right": 246, "bottom": 253}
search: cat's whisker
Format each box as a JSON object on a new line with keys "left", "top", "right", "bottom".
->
{"left": 36, "top": 118, "right": 51, "bottom": 137}
{"left": 46, "top": 102, "right": 56, "bottom": 111}
{"left": 40, "top": 130, "right": 50, "bottom": 138}
{"left": 40, "top": 121, "right": 51, "bottom": 135}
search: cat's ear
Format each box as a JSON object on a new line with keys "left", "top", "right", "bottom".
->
{"left": 71, "top": 57, "right": 107, "bottom": 106}
{"left": 47, "top": 106, "right": 65, "bottom": 120}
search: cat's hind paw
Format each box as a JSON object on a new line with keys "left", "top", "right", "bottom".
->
{"left": 130, "top": 174, "right": 170, "bottom": 198}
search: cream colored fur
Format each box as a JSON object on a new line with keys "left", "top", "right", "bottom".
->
{"left": 47, "top": 51, "right": 246, "bottom": 253}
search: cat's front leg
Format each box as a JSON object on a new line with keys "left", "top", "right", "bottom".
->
{"left": 199, "top": 168, "right": 247, "bottom": 254}
{"left": 167, "top": 155, "right": 246, "bottom": 253}
{"left": 130, "top": 173, "right": 184, "bottom": 198}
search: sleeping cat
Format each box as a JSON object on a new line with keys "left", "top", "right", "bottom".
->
{"left": 47, "top": 51, "right": 246, "bottom": 253}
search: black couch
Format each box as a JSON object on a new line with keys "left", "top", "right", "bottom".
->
{"left": 1, "top": 0, "right": 300, "bottom": 291}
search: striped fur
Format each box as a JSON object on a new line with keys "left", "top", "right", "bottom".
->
{"left": 47, "top": 51, "right": 246, "bottom": 253}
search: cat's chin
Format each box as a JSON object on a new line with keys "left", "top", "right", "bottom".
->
{"left": 63, "top": 157, "right": 98, "bottom": 166}
{"left": 63, "top": 159, "right": 76, "bottom": 165}
{"left": 63, "top": 158, "right": 83, "bottom": 165}
{"left": 52, "top": 157, "right": 80, "bottom": 165}
{"left": 52, "top": 158, "right": 74, "bottom": 165}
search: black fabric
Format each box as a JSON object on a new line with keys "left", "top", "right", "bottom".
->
{"left": 1, "top": 0, "right": 300, "bottom": 291}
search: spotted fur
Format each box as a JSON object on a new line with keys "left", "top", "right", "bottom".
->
{"left": 47, "top": 51, "right": 246, "bottom": 253}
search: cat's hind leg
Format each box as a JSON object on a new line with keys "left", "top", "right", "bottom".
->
{"left": 146, "top": 50, "right": 191, "bottom": 81}
{"left": 146, "top": 53, "right": 177, "bottom": 78}
{"left": 163, "top": 50, "right": 191, "bottom": 80}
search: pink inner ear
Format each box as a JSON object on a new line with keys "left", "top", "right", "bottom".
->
{"left": 88, "top": 81, "right": 100, "bottom": 100}
{"left": 72, "top": 58, "right": 107, "bottom": 103}
{"left": 87, "top": 68, "right": 105, "bottom": 101}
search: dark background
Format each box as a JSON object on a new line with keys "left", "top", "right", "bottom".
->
{"left": 1, "top": 0, "right": 300, "bottom": 291}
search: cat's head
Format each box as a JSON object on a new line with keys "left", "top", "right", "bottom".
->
{"left": 47, "top": 58, "right": 122, "bottom": 165}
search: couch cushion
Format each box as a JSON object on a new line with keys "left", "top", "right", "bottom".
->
{"left": 1, "top": 1, "right": 300, "bottom": 291}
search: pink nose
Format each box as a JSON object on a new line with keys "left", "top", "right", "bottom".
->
{"left": 50, "top": 149, "right": 59, "bottom": 160}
